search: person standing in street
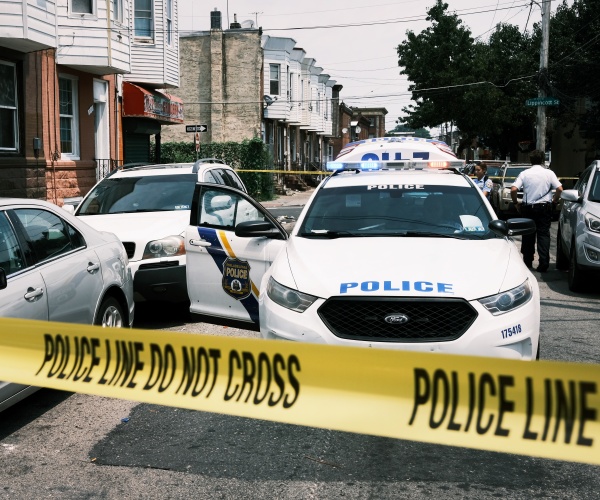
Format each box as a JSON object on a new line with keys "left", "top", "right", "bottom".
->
{"left": 511, "top": 149, "right": 563, "bottom": 272}
{"left": 473, "top": 162, "right": 493, "bottom": 198}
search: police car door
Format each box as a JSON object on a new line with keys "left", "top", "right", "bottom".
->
{"left": 185, "top": 184, "right": 288, "bottom": 330}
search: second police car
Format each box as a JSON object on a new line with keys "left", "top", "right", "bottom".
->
{"left": 184, "top": 137, "right": 541, "bottom": 360}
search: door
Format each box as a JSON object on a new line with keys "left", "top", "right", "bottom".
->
{"left": 94, "top": 79, "right": 110, "bottom": 181}
{"left": 0, "top": 210, "right": 48, "bottom": 321}
{"left": 185, "top": 184, "right": 287, "bottom": 329}
{"left": 11, "top": 207, "right": 104, "bottom": 325}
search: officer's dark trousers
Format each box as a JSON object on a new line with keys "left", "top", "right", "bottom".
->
{"left": 520, "top": 204, "right": 552, "bottom": 268}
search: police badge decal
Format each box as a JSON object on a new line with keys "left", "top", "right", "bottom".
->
{"left": 222, "top": 258, "right": 252, "bottom": 300}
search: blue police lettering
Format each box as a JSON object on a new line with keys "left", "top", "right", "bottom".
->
{"left": 361, "top": 152, "right": 431, "bottom": 161}
{"left": 340, "top": 281, "right": 453, "bottom": 294}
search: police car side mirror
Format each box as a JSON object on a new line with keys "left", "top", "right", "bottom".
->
{"left": 235, "top": 220, "right": 284, "bottom": 239}
{"left": 0, "top": 267, "right": 6, "bottom": 290}
{"left": 489, "top": 218, "right": 536, "bottom": 237}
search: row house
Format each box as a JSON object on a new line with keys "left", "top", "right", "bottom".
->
{"left": 0, "top": 0, "right": 182, "bottom": 204}
{"left": 161, "top": 9, "right": 336, "bottom": 184}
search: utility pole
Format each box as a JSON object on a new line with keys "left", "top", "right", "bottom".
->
{"left": 536, "top": 0, "right": 551, "bottom": 153}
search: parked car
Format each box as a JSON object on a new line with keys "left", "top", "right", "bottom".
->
{"left": 72, "top": 159, "right": 247, "bottom": 305}
{"left": 556, "top": 160, "right": 600, "bottom": 291}
{"left": 184, "top": 141, "right": 540, "bottom": 361}
{"left": 490, "top": 163, "right": 562, "bottom": 220}
{"left": 0, "top": 198, "right": 134, "bottom": 412}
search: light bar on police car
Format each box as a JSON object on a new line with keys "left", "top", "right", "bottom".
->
{"left": 325, "top": 160, "right": 464, "bottom": 172}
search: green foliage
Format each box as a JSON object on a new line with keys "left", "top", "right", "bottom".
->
{"left": 548, "top": 0, "right": 600, "bottom": 145}
{"left": 153, "top": 138, "right": 275, "bottom": 201}
{"left": 396, "top": 1, "right": 540, "bottom": 159}
{"left": 388, "top": 124, "right": 431, "bottom": 138}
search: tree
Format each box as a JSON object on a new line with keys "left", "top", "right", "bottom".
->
{"left": 396, "top": 1, "right": 539, "bottom": 159}
{"left": 547, "top": 0, "right": 600, "bottom": 156}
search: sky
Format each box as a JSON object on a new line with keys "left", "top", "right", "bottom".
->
{"left": 178, "top": 1, "right": 559, "bottom": 134}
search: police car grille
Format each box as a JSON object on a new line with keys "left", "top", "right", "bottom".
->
{"left": 318, "top": 297, "right": 477, "bottom": 342}
{"left": 122, "top": 242, "right": 135, "bottom": 259}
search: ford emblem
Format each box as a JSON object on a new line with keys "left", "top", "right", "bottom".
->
{"left": 384, "top": 313, "right": 410, "bottom": 324}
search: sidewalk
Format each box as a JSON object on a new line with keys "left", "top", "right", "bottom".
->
{"left": 260, "top": 187, "right": 316, "bottom": 208}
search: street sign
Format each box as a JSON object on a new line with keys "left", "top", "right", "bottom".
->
{"left": 185, "top": 124, "right": 208, "bottom": 133}
{"left": 525, "top": 97, "right": 560, "bottom": 107}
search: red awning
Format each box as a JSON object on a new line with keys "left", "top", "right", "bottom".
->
{"left": 122, "top": 82, "right": 184, "bottom": 124}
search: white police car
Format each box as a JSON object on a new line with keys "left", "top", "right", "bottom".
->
{"left": 184, "top": 138, "right": 540, "bottom": 360}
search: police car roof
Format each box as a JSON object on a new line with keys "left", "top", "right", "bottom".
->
{"left": 337, "top": 136, "right": 457, "bottom": 160}
{"left": 323, "top": 168, "right": 472, "bottom": 189}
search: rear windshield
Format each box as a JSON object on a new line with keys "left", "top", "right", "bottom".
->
{"left": 77, "top": 174, "right": 197, "bottom": 215}
{"left": 298, "top": 184, "right": 495, "bottom": 240}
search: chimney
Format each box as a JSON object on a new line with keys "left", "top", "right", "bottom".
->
{"left": 210, "top": 8, "right": 221, "bottom": 30}
{"left": 230, "top": 13, "right": 241, "bottom": 29}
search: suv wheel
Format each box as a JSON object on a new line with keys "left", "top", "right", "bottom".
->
{"left": 555, "top": 225, "right": 569, "bottom": 270}
{"left": 567, "top": 244, "right": 587, "bottom": 292}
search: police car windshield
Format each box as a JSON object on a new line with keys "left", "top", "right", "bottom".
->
{"left": 298, "top": 184, "right": 494, "bottom": 239}
{"left": 77, "top": 174, "right": 197, "bottom": 215}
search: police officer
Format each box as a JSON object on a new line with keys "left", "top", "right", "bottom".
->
{"left": 511, "top": 149, "right": 563, "bottom": 272}
{"left": 473, "top": 162, "right": 493, "bottom": 198}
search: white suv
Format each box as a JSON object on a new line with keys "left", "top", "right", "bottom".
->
{"left": 74, "top": 159, "right": 246, "bottom": 304}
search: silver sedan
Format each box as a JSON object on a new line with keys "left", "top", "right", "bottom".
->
{"left": 0, "top": 198, "right": 134, "bottom": 411}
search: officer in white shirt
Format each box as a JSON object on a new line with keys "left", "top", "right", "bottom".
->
{"left": 511, "top": 149, "right": 563, "bottom": 272}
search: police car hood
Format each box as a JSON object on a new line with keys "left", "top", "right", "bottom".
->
{"left": 283, "top": 237, "right": 525, "bottom": 301}
{"left": 76, "top": 211, "right": 190, "bottom": 242}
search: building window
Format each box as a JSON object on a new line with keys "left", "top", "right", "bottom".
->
{"left": 112, "top": 0, "right": 123, "bottom": 23}
{"left": 72, "top": 0, "right": 93, "bottom": 14}
{"left": 0, "top": 61, "right": 18, "bottom": 151}
{"left": 134, "top": 0, "right": 153, "bottom": 38}
{"left": 59, "top": 75, "right": 80, "bottom": 159}
{"left": 317, "top": 92, "right": 321, "bottom": 114}
{"left": 166, "top": 0, "right": 172, "bottom": 44}
{"left": 269, "top": 64, "right": 280, "bottom": 95}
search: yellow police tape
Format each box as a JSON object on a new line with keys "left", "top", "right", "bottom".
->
{"left": 239, "top": 170, "right": 330, "bottom": 174}
{"left": 1, "top": 317, "right": 599, "bottom": 465}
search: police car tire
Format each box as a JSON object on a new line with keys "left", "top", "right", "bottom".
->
{"left": 95, "top": 296, "right": 125, "bottom": 328}
{"left": 555, "top": 226, "right": 569, "bottom": 271}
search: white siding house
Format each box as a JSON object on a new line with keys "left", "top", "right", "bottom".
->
{"left": 56, "top": 0, "right": 130, "bottom": 74}
{"left": 0, "top": 0, "right": 58, "bottom": 52}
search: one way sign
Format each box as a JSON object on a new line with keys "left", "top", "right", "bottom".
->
{"left": 186, "top": 124, "right": 208, "bottom": 133}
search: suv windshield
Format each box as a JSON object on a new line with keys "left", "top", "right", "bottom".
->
{"left": 505, "top": 167, "right": 528, "bottom": 181}
{"left": 298, "top": 184, "right": 494, "bottom": 239}
{"left": 77, "top": 174, "right": 197, "bottom": 215}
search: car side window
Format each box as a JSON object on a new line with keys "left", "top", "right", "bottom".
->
{"left": 203, "top": 170, "right": 219, "bottom": 184}
{"left": 212, "top": 168, "right": 245, "bottom": 192}
{"left": 199, "top": 188, "right": 262, "bottom": 228}
{"left": 0, "top": 212, "right": 26, "bottom": 276}
{"left": 13, "top": 208, "right": 84, "bottom": 263}
{"left": 575, "top": 167, "right": 592, "bottom": 198}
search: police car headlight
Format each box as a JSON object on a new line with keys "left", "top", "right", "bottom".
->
{"left": 478, "top": 279, "right": 533, "bottom": 315}
{"left": 142, "top": 235, "right": 185, "bottom": 259}
{"left": 267, "top": 277, "right": 317, "bottom": 313}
